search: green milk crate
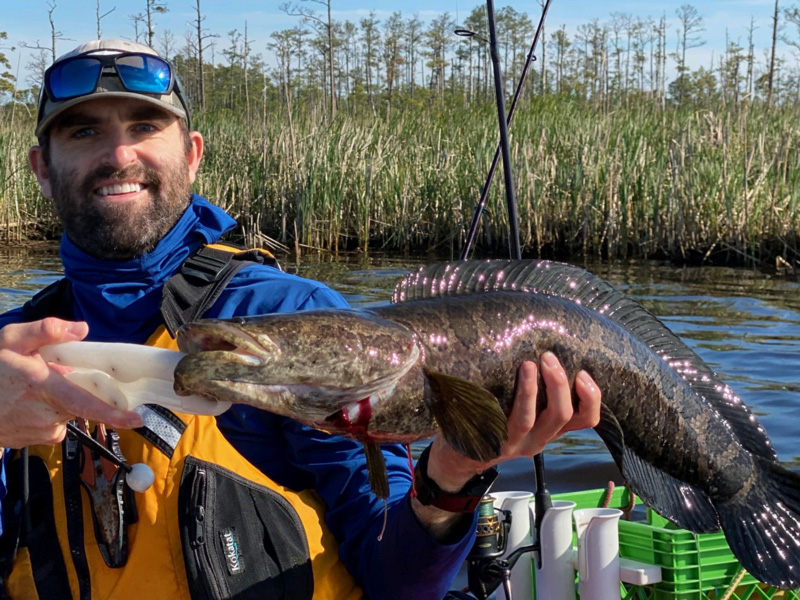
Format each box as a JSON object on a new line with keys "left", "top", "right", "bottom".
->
{"left": 543, "top": 487, "right": 800, "bottom": 600}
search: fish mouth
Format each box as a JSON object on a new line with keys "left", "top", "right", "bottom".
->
{"left": 175, "top": 316, "right": 423, "bottom": 423}
{"left": 177, "top": 321, "right": 277, "bottom": 366}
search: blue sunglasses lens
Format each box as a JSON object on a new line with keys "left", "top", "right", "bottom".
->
{"left": 48, "top": 58, "right": 103, "bottom": 100}
{"left": 47, "top": 54, "right": 172, "bottom": 101}
{"left": 116, "top": 55, "right": 171, "bottom": 94}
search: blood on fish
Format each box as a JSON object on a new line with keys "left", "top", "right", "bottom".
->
{"left": 327, "top": 397, "right": 373, "bottom": 437}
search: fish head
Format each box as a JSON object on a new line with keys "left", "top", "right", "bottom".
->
{"left": 173, "top": 309, "right": 420, "bottom": 424}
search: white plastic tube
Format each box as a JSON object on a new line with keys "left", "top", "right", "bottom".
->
{"left": 573, "top": 507, "right": 623, "bottom": 600}
{"left": 40, "top": 341, "right": 183, "bottom": 382}
{"left": 491, "top": 491, "right": 534, "bottom": 600}
{"left": 534, "top": 500, "right": 577, "bottom": 600}
{"left": 39, "top": 341, "right": 231, "bottom": 415}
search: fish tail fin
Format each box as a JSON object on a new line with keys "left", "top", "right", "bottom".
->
{"left": 716, "top": 456, "right": 800, "bottom": 589}
{"left": 424, "top": 369, "right": 508, "bottom": 462}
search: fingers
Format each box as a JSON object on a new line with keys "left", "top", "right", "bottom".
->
{"left": 6, "top": 402, "right": 72, "bottom": 446}
{"left": 0, "top": 320, "right": 142, "bottom": 447}
{"left": 505, "top": 361, "right": 538, "bottom": 443}
{"left": 504, "top": 353, "right": 603, "bottom": 459}
{"left": 504, "top": 353, "right": 568, "bottom": 456}
{"left": 1, "top": 375, "right": 143, "bottom": 449}
{"left": 559, "top": 370, "right": 602, "bottom": 434}
{"left": 533, "top": 352, "right": 574, "bottom": 435}
{"left": 0, "top": 318, "right": 88, "bottom": 354}
{"left": 43, "top": 369, "right": 144, "bottom": 430}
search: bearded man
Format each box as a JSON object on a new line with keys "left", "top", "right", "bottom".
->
{"left": 0, "top": 39, "right": 601, "bottom": 599}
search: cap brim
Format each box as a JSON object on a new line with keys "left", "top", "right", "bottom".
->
{"left": 35, "top": 91, "right": 187, "bottom": 137}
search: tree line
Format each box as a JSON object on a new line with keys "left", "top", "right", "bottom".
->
{"left": 3, "top": 2, "right": 800, "bottom": 265}
{"left": 3, "top": 1, "right": 800, "bottom": 121}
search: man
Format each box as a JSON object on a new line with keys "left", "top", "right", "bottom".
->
{"left": 0, "top": 40, "right": 601, "bottom": 599}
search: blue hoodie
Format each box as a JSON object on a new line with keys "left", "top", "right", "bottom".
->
{"left": 0, "top": 195, "right": 474, "bottom": 600}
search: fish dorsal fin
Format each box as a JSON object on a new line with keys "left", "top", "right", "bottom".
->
{"left": 394, "top": 260, "right": 776, "bottom": 461}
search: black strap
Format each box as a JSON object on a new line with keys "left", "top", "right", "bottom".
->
{"left": 21, "top": 278, "right": 74, "bottom": 323}
{"left": 160, "top": 245, "right": 278, "bottom": 337}
{"left": 63, "top": 434, "right": 91, "bottom": 599}
{"left": 0, "top": 452, "right": 74, "bottom": 599}
{"left": 0, "top": 452, "right": 24, "bottom": 598}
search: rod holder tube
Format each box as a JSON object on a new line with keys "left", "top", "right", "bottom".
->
{"left": 534, "top": 500, "right": 577, "bottom": 600}
{"left": 491, "top": 491, "right": 534, "bottom": 600}
{"left": 573, "top": 508, "right": 623, "bottom": 600}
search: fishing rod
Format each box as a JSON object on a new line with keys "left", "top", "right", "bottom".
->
{"left": 458, "top": 0, "right": 554, "bottom": 260}
{"left": 486, "top": 0, "right": 521, "bottom": 261}
{"left": 459, "top": 1, "right": 554, "bottom": 598}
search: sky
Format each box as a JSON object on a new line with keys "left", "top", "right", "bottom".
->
{"left": 0, "top": 0, "right": 791, "bottom": 89}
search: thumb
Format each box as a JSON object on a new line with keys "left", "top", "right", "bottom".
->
{"left": 0, "top": 318, "right": 89, "bottom": 354}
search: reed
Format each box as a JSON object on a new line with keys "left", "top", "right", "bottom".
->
{"left": 0, "top": 111, "right": 56, "bottom": 244}
{"left": 3, "top": 98, "right": 800, "bottom": 264}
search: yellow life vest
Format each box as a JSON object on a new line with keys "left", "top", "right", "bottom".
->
{"left": 4, "top": 245, "right": 363, "bottom": 600}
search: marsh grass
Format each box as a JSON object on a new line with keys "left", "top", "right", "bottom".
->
{"left": 3, "top": 98, "right": 800, "bottom": 263}
{"left": 0, "top": 113, "right": 56, "bottom": 244}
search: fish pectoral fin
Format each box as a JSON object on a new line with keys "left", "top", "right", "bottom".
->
{"left": 424, "top": 369, "right": 507, "bottom": 463}
{"left": 363, "top": 443, "right": 390, "bottom": 500}
{"left": 594, "top": 404, "right": 719, "bottom": 534}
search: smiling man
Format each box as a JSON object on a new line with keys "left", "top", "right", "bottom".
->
{"left": 31, "top": 53, "right": 201, "bottom": 261}
{"left": 0, "top": 40, "right": 601, "bottom": 599}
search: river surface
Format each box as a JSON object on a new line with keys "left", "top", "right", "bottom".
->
{"left": 1, "top": 246, "right": 799, "bottom": 498}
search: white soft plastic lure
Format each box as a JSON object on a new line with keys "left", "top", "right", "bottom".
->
{"left": 39, "top": 341, "right": 231, "bottom": 416}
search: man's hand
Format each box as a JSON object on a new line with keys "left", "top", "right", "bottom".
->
{"left": 412, "top": 353, "right": 602, "bottom": 539}
{"left": 0, "top": 318, "right": 143, "bottom": 448}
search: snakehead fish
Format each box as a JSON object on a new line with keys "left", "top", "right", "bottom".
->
{"left": 174, "top": 260, "right": 800, "bottom": 589}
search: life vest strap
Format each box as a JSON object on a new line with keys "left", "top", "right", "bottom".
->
{"left": 160, "top": 244, "right": 278, "bottom": 338}
{"left": 133, "top": 405, "right": 187, "bottom": 459}
{"left": 21, "top": 278, "right": 74, "bottom": 322}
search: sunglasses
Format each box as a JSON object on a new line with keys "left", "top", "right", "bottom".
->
{"left": 44, "top": 52, "right": 179, "bottom": 101}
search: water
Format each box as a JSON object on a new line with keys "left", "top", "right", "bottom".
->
{"left": 2, "top": 247, "right": 799, "bottom": 497}
{"left": 289, "top": 255, "right": 800, "bottom": 495}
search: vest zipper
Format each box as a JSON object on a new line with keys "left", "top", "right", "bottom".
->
{"left": 190, "top": 465, "right": 224, "bottom": 599}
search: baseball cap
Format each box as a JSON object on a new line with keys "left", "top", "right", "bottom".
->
{"left": 36, "top": 39, "right": 190, "bottom": 137}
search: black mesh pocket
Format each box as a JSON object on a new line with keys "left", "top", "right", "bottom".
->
{"left": 179, "top": 456, "right": 314, "bottom": 600}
